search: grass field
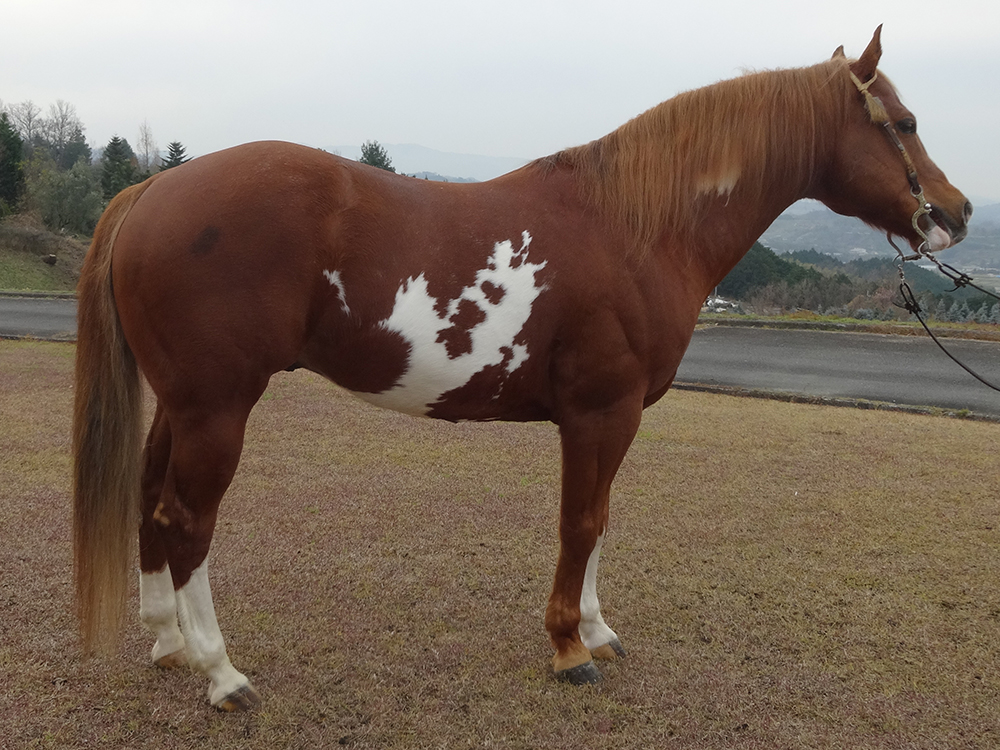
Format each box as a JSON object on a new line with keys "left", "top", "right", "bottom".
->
{"left": 0, "top": 216, "right": 88, "bottom": 292}
{"left": 2, "top": 340, "right": 999, "bottom": 749}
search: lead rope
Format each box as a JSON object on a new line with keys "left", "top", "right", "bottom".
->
{"left": 891, "top": 243, "right": 1000, "bottom": 393}
{"left": 849, "top": 68, "right": 1000, "bottom": 393}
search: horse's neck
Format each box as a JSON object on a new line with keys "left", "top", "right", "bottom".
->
{"left": 651, "top": 101, "right": 834, "bottom": 291}
{"left": 686, "top": 178, "right": 803, "bottom": 270}
{"left": 556, "top": 61, "right": 846, "bottom": 292}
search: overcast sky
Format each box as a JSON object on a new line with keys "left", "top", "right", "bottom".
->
{"left": 4, "top": 0, "right": 1000, "bottom": 202}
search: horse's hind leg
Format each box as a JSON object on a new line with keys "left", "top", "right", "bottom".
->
{"left": 151, "top": 404, "right": 260, "bottom": 711}
{"left": 138, "top": 402, "right": 187, "bottom": 668}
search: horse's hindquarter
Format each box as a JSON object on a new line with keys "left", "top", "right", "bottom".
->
{"left": 111, "top": 143, "right": 351, "bottom": 407}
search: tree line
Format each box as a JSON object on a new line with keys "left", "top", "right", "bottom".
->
{"left": 0, "top": 99, "right": 190, "bottom": 235}
{"left": 0, "top": 99, "right": 402, "bottom": 239}
{"left": 717, "top": 242, "right": 1000, "bottom": 324}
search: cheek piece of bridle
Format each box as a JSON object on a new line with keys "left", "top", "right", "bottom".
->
{"left": 849, "top": 69, "right": 934, "bottom": 250}
{"left": 849, "top": 69, "right": 1000, "bottom": 395}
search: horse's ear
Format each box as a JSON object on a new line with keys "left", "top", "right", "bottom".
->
{"left": 831, "top": 45, "right": 845, "bottom": 60}
{"left": 850, "top": 25, "right": 883, "bottom": 82}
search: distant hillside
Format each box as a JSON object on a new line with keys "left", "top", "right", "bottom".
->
{"left": 760, "top": 202, "right": 1000, "bottom": 271}
{"left": 716, "top": 240, "right": 998, "bottom": 317}
{"left": 409, "top": 172, "right": 478, "bottom": 183}
{"left": 330, "top": 143, "right": 526, "bottom": 182}
{"left": 0, "top": 214, "right": 88, "bottom": 291}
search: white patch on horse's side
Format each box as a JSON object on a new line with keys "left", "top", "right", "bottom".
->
{"left": 578, "top": 532, "right": 620, "bottom": 651}
{"left": 356, "top": 230, "right": 547, "bottom": 416}
{"left": 139, "top": 566, "right": 186, "bottom": 663}
{"left": 174, "top": 559, "right": 252, "bottom": 707}
{"left": 323, "top": 269, "right": 351, "bottom": 314}
{"left": 505, "top": 343, "right": 529, "bottom": 374}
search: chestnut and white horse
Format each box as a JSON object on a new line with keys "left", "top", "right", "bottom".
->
{"left": 73, "top": 27, "right": 970, "bottom": 709}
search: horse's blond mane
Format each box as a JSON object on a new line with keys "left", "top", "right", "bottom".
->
{"left": 537, "top": 58, "right": 859, "bottom": 254}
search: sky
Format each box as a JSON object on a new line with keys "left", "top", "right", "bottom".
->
{"left": 4, "top": 0, "right": 1000, "bottom": 202}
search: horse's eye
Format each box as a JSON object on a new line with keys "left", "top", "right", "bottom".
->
{"left": 897, "top": 118, "right": 917, "bottom": 135}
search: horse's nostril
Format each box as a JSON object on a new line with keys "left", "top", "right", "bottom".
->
{"left": 964, "top": 201, "right": 974, "bottom": 222}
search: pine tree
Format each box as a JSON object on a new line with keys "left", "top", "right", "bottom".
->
{"left": 159, "top": 141, "right": 190, "bottom": 171}
{"left": 934, "top": 298, "right": 948, "bottom": 321}
{"left": 58, "top": 126, "right": 92, "bottom": 170}
{"left": 0, "top": 112, "right": 25, "bottom": 214}
{"left": 101, "top": 135, "right": 139, "bottom": 200}
{"left": 990, "top": 303, "right": 1000, "bottom": 325}
{"left": 358, "top": 140, "right": 395, "bottom": 172}
{"left": 955, "top": 301, "right": 972, "bottom": 323}
{"left": 945, "top": 300, "right": 962, "bottom": 322}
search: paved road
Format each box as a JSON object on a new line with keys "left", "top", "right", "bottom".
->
{"left": 677, "top": 326, "right": 1000, "bottom": 417}
{"left": 2, "top": 296, "right": 999, "bottom": 417}
{"left": 0, "top": 295, "right": 77, "bottom": 340}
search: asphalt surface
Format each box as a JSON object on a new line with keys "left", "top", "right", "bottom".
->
{"left": 677, "top": 326, "right": 1000, "bottom": 417}
{"left": 0, "top": 295, "right": 77, "bottom": 340}
{"left": 2, "top": 295, "right": 999, "bottom": 417}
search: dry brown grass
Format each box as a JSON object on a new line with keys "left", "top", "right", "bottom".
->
{"left": 2, "top": 339, "right": 999, "bottom": 749}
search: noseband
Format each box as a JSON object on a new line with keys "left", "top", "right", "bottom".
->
{"left": 849, "top": 69, "right": 934, "bottom": 251}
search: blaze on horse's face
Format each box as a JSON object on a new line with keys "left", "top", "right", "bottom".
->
{"left": 814, "top": 28, "right": 972, "bottom": 252}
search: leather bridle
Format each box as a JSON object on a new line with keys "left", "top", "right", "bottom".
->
{"left": 849, "top": 69, "right": 935, "bottom": 251}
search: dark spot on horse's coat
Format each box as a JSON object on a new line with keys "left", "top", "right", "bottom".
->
{"left": 436, "top": 298, "right": 486, "bottom": 358}
{"left": 190, "top": 226, "right": 221, "bottom": 256}
{"left": 302, "top": 324, "right": 411, "bottom": 394}
{"left": 481, "top": 280, "right": 505, "bottom": 305}
{"left": 451, "top": 298, "right": 486, "bottom": 329}
{"left": 437, "top": 327, "right": 473, "bottom": 358}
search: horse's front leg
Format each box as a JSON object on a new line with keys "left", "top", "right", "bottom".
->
{"left": 545, "top": 395, "right": 642, "bottom": 684}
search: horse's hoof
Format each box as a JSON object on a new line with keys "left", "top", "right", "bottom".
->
{"left": 154, "top": 650, "right": 188, "bottom": 669}
{"left": 591, "top": 638, "right": 627, "bottom": 660}
{"left": 555, "top": 660, "right": 603, "bottom": 685}
{"left": 214, "top": 684, "right": 262, "bottom": 712}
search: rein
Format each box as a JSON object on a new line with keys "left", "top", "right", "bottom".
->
{"left": 849, "top": 69, "right": 1000, "bottom": 394}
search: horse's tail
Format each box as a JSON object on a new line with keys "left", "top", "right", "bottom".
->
{"left": 73, "top": 177, "right": 158, "bottom": 654}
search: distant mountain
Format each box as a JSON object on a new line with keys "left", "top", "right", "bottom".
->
{"left": 409, "top": 171, "right": 478, "bottom": 184}
{"left": 971, "top": 202, "right": 1000, "bottom": 225}
{"left": 328, "top": 143, "right": 527, "bottom": 182}
{"left": 760, "top": 201, "right": 1000, "bottom": 271}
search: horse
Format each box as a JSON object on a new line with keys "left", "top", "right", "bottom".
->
{"left": 72, "top": 26, "right": 971, "bottom": 710}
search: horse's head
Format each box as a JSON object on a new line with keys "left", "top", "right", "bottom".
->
{"left": 811, "top": 26, "right": 972, "bottom": 253}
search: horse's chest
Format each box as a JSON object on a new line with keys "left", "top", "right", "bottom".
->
{"left": 323, "top": 232, "right": 549, "bottom": 418}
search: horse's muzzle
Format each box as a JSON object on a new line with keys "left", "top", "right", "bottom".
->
{"left": 926, "top": 200, "right": 972, "bottom": 249}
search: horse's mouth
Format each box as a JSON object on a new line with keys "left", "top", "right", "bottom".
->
{"left": 918, "top": 205, "right": 968, "bottom": 252}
